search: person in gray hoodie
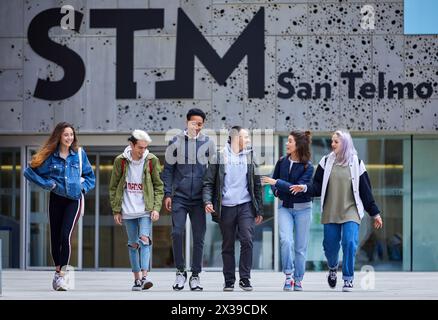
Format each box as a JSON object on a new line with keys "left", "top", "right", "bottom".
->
{"left": 161, "top": 108, "right": 216, "bottom": 291}
{"left": 203, "top": 126, "right": 264, "bottom": 291}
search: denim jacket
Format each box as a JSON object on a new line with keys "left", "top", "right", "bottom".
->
{"left": 24, "top": 147, "right": 95, "bottom": 200}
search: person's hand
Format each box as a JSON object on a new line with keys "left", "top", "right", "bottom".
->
{"left": 205, "top": 203, "right": 215, "bottom": 213}
{"left": 164, "top": 197, "right": 172, "bottom": 212}
{"left": 289, "top": 185, "right": 305, "bottom": 194}
{"left": 151, "top": 210, "right": 160, "bottom": 222}
{"left": 255, "top": 215, "right": 263, "bottom": 225}
{"left": 261, "top": 176, "right": 277, "bottom": 185}
{"left": 373, "top": 215, "right": 383, "bottom": 229}
{"left": 114, "top": 213, "right": 123, "bottom": 225}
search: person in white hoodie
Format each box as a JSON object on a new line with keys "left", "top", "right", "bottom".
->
{"left": 109, "top": 130, "right": 164, "bottom": 291}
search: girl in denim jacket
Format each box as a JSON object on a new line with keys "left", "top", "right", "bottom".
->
{"left": 24, "top": 122, "right": 95, "bottom": 291}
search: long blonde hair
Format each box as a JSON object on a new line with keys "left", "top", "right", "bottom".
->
{"left": 30, "top": 122, "right": 78, "bottom": 168}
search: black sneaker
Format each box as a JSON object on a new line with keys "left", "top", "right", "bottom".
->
{"left": 223, "top": 281, "right": 235, "bottom": 292}
{"left": 189, "top": 275, "right": 203, "bottom": 291}
{"left": 172, "top": 270, "right": 187, "bottom": 291}
{"left": 132, "top": 279, "right": 142, "bottom": 291}
{"left": 328, "top": 269, "right": 337, "bottom": 289}
{"left": 239, "top": 278, "right": 253, "bottom": 291}
{"left": 342, "top": 280, "right": 353, "bottom": 292}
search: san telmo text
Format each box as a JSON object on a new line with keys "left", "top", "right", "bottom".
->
{"left": 277, "top": 71, "right": 433, "bottom": 100}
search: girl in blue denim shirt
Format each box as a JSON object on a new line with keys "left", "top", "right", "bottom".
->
{"left": 24, "top": 122, "right": 95, "bottom": 291}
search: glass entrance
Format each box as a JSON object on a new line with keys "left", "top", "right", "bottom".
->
{"left": 25, "top": 147, "right": 173, "bottom": 270}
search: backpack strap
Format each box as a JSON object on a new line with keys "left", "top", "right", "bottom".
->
{"left": 149, "top": 158, "right": 153, "bottom": 174}
{"left": 78, "top": 147, "right": 82, "bottom": 176}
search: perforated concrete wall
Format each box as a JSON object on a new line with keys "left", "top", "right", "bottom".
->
{"left": 0, "top": 0, "right": 437, "bottom": 134}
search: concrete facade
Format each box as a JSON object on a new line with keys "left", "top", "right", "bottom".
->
{"left": 0, "top": 0, "right": 437, "bottom": 134}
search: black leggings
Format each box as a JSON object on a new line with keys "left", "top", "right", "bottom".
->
{"left": 48, "top": 192, "right": 82, "bottom": 269}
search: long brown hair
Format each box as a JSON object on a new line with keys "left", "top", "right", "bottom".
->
{"left": 30, "top": 122, "right": 78, "bottom": 168}
{"left": 289, "top": 130, "right": 312, "bottom": 163}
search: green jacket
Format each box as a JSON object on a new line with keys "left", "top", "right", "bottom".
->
{"left": 109, "top": 152, "right": 164, "bottom": 214}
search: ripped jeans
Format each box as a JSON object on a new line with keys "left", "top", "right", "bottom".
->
{"left": 124, "top": 216, "right": 152, "bottom": 273}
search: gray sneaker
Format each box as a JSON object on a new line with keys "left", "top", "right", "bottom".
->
{"left": 189, "top": 275, "right": 203, "bottom": 291}
{"left": 172, "top": 270, "right": 187, "bottom": 291}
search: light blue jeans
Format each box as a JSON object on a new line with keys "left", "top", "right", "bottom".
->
{"left": 278, "top": 205, "right": 312, "bottom": 282}
{"left": 124, "top": 216, "right": 152, "bottom": 273}
{"left": 323, "top": 221, "right": 360, "bottom": 281}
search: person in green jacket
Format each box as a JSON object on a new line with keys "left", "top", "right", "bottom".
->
{"left": 109, "top": 130, "right": 164, "bottom": 291}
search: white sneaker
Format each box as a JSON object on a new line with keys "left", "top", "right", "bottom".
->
{"left": 189, "top": 275, "right": 203, "bottom": 291}
{"left": 172, "top": 270, "right": 187, "bottom": 291}
{"left": 52, "top": 272, "right": 68, "bottom": 291}
{"left": 52, "top": 272, "right": 60, "bottom": 290}
{"left": 141, "top": 276, "right": 153, "bottom": 290}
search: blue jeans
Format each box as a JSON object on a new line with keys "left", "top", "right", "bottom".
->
{"left": 323, "top": 222, "right": 359, "bottom": 281}
{"left": 278, "top": 206, "right": 312, "bottom": 282}
{"left": 124, "top": 216, "right": 152, "bottom": 273}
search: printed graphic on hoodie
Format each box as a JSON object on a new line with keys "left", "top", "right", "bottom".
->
{"left": 121, "top": 146, "right": 150, "bottom": 219}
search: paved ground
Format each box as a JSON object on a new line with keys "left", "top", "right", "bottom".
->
{"left": 1, "top": 270, "right": 438, "bottom": 300}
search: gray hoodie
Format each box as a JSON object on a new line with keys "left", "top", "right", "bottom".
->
{"left": 222, "top": 144, "right": 252, "bottom": 207}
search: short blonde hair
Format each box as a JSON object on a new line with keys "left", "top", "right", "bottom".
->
{"left": 130, "top": 129, "right": 152, "bottom": 144}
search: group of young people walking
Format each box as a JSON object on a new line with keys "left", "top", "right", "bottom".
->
{"left": 24, "top": 108, "right": 382, "bottom": 292}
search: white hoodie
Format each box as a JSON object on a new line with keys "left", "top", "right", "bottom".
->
{"left": 121, "top": 146, "right": 150, "bottom": 219}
